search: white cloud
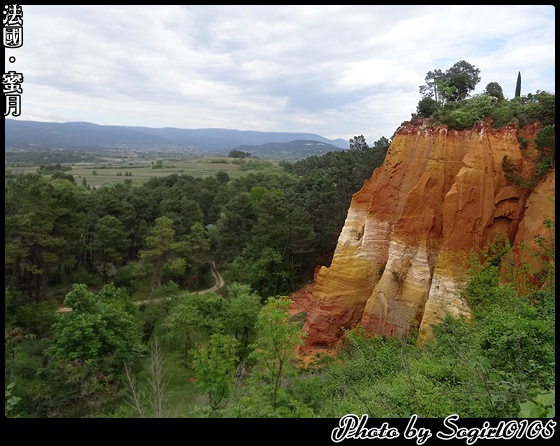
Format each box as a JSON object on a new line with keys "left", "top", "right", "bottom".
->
{"left": 5, "top": 5, "right": 555, "bottom": 142}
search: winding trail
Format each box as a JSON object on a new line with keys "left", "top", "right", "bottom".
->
{"left": 58, "top": 261, "right": 225, "bottom": 313}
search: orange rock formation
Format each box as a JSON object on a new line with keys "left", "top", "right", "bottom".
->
{"left": 302, "top": 118, "right": 554, "bottom": 346}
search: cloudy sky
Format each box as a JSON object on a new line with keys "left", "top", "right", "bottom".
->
{"left": 5, "top": 5, "right": 555, "bottom": 143}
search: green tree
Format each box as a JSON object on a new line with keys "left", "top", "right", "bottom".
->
{"left": 414, "top": 96, "right": 440, "bottom": 118}
{"left": 47, "top": 284, "right": 143, "bottom": 369}
{"left": 35, "top": 284, "right": 143, "bottom": 416}
{"left": 419, "top": 68, "right": 445, "bottom": 104}
{"left": 419, "top": 60, "right": 481, "bottom": 104}
{"left": 215, "top": 192, "right": 258, "bottom": 263}
{"left": 223, "top": 283, "right": 261, "bottom": 359}
{"left": 51, "top": 171, "right": 76, "bottom": 185}
{"left": 92, "top": 215, "right": 129, "bottom": 282}
{"left": 184, "top": 222, "right": 211, "bottom": 289}
{"left": 534, "top": 124, "right": 555, "bottom": 181}
{"left": 349, "top": 135, "right": 369, "bottom": 152}
{"left": 163, "top": 292, "right": 226, "bottom": 366}
{"left": 160, "top": 195, "right": 204, "bottom": 239}
{"left": 5, "top": 174, "right": 85, "bottom": 301}
{"left": 249, "top": 297, "right": 305, "bottom": 411}
{"left": 484, "top": 82, "right": 505, "bottom": 101}
{"left": 215, "top": 171, "right": 230, "bottom": 185}
{"left": 133, "top": 216, "right": 188, "bottom": 291}
{"left": 191, "top": 333, "right": 239, "bottom": 411}
{"left": 515, "top": 72, "right": 521, "bottom": 98}
{"left": 444, "top": 60, "right": 481, "bottom": 102}
{"left": 226, "top": 244, "right": 285, "bottom": 297}
{"left": 228, "top": 150, "right": 251, "bottom": 158}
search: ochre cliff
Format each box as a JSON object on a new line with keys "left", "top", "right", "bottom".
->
{"left": 302, "top": 118, "right": 554, "bottom": 346}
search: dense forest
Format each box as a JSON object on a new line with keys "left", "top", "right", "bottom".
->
{"left": 4, "top": 61, "right": 555, "bottom": 419}
{"left": 5, "top": 135, "right": 391, "bottom": 417}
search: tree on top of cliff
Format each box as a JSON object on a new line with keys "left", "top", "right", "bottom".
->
{"left": 419, "top": 60, "right": 481, "bottom": 105}
{"left": 515, "top": 72, "right": 522, "bottom": 98}
{"left": 484, "top": 82, "right": 505, "bottom": 102}
{"left": 445, "top": 60, "right": 481, "bottom": 102}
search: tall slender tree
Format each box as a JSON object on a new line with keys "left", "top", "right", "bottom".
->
{"left": 515, "top": 72, "right": 522, "bottom": 98}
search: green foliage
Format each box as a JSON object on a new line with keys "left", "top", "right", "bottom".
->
{"left": 38, "top": 163, "right": 72, "bottom": 173}
{"left": 112, "top": 263, "right": 136, "bottom": 291}
{"left": 432, "top": 94, "right": 494, "bottom": 129}
{"left": 28, "top": 283, "right": 144, "bottom": 417}
{"left": 191, "top": 333, "right": 239, "bottom": 411}
{"left": 444, "top": 60, "right": 481, "bottom": 101}
{"left": 12, "top": 300, "right": 58, "bottom": 339}
{"left": 534, "top": 124, "right": 555, "bottom": 181}
{"left": 416, "top": 63, "right": 554, "bottom": 130}
{"left": 228, "top": 149, "right": 252, "bottom": 158}
{"left": 517, "top": 136, "right": 529, "bottom": 152}
{"left": 413, "top": 97, "right": 440, "bottom": 118}
{"left": 5, "top": 174, "right": 85, "bottom": 300}
{"left": 223, "top": 283, "right": 261, "bottom": 359}
{"left": 162, "top": 292, "right": 227, "bottom": 366}
{"left": 5, "top": 382, "right": 22, "bottom": 417}
{"left": 92, "top": 215, "right": 129, "bottom": 270}
{"left": 238, "top": 159, "right": 274, "bottom": 171}
{"left": 35, "top": 356, "right": 125, "bottom": 418}
{"left": 248, "top": 297, "right": 305, "bottom": 411}
{"left": 419, "top": 60, "right": 481, "bottom": 105}
{"left": 226, "top": 244, "right": 285, "bottom": 297}
{"left": 48, "top": 284, "right": 143, "bottom": 371}
{"left": 489, "top": 99, "right": 519, "bottom": 128}
{"left": 535, "top": 124, "right": 555, "bottom": 153}
{"left": 71, "top": 266, "right": 102, "bottom": 287}
{"left": 133, "top": 216, "right": 188, "bottom": 290}
{"left": 349, "top": 135, "right": 369, "bottom": 152}
{"left": 502, "top": 124, "right": 554, "bottom": 191}
{"left": 484, "top": 82, "right": 505, "bottom": 101}
{"left": 515, "top": 72, "right": 521, "bottom": 98}
{"left": 51, "top": 171, "right": 76, "bottom": 184}
{"left": 519, "top": 390, "right": 555, "bottom": 418}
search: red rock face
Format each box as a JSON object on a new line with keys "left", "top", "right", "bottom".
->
{"left": 302, "top": 118, "right": 554, "bottom": 346}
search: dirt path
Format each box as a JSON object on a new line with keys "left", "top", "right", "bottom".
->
{"left": 58, "top": 260, "right": 225, "bottom": 313}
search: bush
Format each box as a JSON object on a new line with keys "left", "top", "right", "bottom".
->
{"left": 433, "top": 95, "right": 494, "bottom": 129}
{"left": 490, "top": 101, "right": 518, "bottom": 128}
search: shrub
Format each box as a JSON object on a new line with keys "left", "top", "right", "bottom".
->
{"left": 434, "top": 94, "right": 494, "bottom": 129}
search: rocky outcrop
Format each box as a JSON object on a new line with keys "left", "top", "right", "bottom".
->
{"left": 302, "top": 118, "right": 554, "bottom": 346}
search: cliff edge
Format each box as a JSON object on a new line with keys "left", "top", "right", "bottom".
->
{"left": 302, "top": 118, "right": 555, "bottom": 346}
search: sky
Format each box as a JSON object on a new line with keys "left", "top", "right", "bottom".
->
{"left": 4, "top": 5, "right": 555, "bottom": 143}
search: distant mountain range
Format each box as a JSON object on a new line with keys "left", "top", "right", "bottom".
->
{"left": 4, "top": 119, "right": 350, "bottom": 156}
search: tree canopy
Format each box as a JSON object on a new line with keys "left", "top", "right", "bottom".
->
{"left": 419, "top": 60, "right": 481, "bottom": 105}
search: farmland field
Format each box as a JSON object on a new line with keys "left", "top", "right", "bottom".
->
{"left": 6, "top": 156, "right": 282, "bottom": 187}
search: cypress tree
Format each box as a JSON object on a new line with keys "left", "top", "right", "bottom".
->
{"left": 515, "top": 72, "right": 521, "bottom": 98}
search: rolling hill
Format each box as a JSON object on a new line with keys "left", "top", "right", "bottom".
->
{"left": 5, "top": 119, "right": 349, "bottom": 154}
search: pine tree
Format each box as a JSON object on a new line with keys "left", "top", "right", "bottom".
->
{"left": 515, "top": 72, "right": 521, "bottom": 98}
